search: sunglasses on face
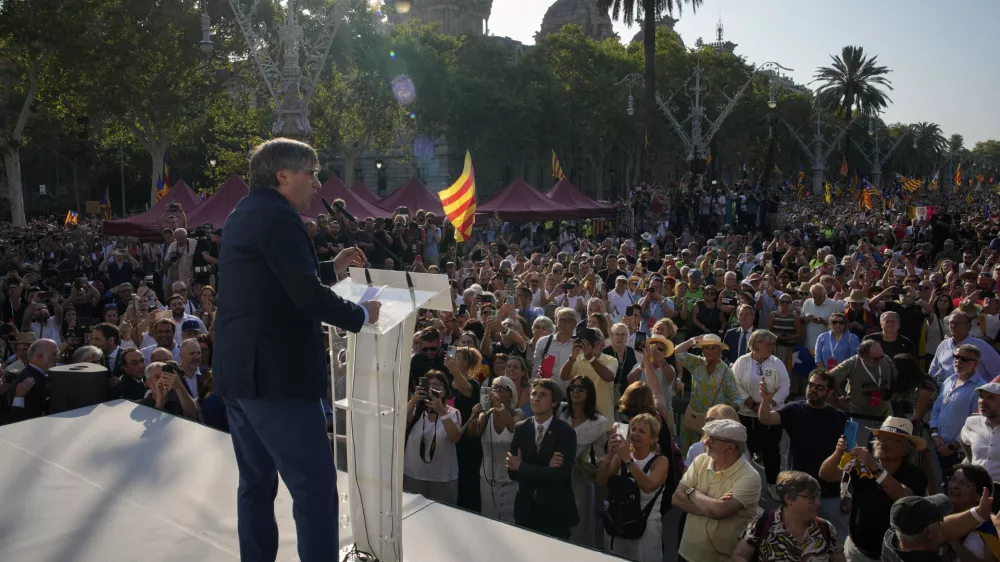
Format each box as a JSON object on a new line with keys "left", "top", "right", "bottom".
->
{"left": 954, "top": 355, "right": 978, "bottom": 363}
{"left": 568, "top": 384, "right": 586, "bottom": 393}
{"left": 830, "top": 320, "right": 845, "bottom": 325}
{"left": 422, "top": 347, "right": 438, "bottom": 353}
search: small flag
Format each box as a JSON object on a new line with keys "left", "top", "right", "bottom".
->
{"left": 705, "top": 151, "right": 712, "bottom": 165}
{"left": 824, "top": 182, "right": 831, "bottom": 204}
{"left": 797, "top": 163, "right": 805, "bottom": 184}
{"left": 773, "top": 163, "right": 782, "bottom": 175}
{"left": 551, "top": 151, "right": 565, "bottom": 181}
{"left": 860, "top": 179, "right": 873, "bottom": 210}
{"left": 840, "top": 156, "right": 849, "bottom": 178}
{"left": 897, "top": 174, "right": 923, "bottom": 192}
{"left": 99, "top": 187, "right": 112, "bottom": 220}
{"left": 977, "top": 174, "right": 986, "bottom": 185}
{"left": 64, "top": 210, "right": 79, "bottom": 225}
{"left": 439, "top": 151, "right": 477, "bottom": 242}
{"left": 929, "top": 171, "right": 940, "bottom": 191}
{"left": 955, "top": 163, "right": 963, "bottom": 188}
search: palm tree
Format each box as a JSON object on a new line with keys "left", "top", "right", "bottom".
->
{"left": 597, "top": 0, "right": 702, "bottom": 173}
{"left": 948, "top": 133, "right": 965, "bottom": 155}
{"left": 814, "top": 46, "right": 893, "bottom": 124}
{"left": 908, "top": 122, "right": 946, "bottom": 176}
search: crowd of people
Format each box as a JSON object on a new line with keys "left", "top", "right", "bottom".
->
{"left": 6, "top": 178, "right": 1000, "bottom": 562}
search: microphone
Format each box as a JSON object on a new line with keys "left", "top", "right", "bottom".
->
{"left": 321, "top": 197, "right": 413, "bottom": 288}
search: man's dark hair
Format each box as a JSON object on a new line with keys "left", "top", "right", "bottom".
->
{"left": 531, "top": 378, "right": 562, "bottom": 404}
{"left": 92, "top": 322, "right": 120, "bottom": 347}
{"left": 419, "top": 328, "right": 440, "bottom": 342}
{"left": 248, "top": 138, "right": 318, "bottom": 191}
{"left": 809, "top": 368, "right": 836, "bottom": 390}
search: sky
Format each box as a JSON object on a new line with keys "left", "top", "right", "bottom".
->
{"left": 487, "top": 0, "right": 999, "bottom": 147}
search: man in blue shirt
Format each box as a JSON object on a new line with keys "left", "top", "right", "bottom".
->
{"left": 929, "top": 310, "right": 1000, "bottom": 383}
{"left": 930, "top": 343, "right": 984, "bottom": 478}
{"left": 515, "top": 285, "right": 544, "bottom": 327}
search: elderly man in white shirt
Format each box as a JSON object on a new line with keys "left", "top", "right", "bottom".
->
{"left": 929, "top": 310, "right": 1000, "bottom": 384}
{"left": 961, "top": 376, "right": 1000, "bottom": 482}
{"left": 532, "top": 307, "right": 578, "bottom": 393}
{"left": 731, "top": 329, "right": 789, "bottom": 486}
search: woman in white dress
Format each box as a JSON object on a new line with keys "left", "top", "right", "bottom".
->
{"left": 596, "top": 412, "right": 670, "bottom": 562}
{"left": 558, "top": 374, "right": 608, "bottom": 548}
{"left": 467, "top": 375, "right": 523, "bottom": 523}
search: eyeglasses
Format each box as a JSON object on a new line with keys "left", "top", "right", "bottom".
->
{"left": 806, "top": 382, "right": 828, "bottom": 391}
{"left": 422, "top": 347, "right": 438, "bottom": 353}
{"left": 568, "top": 384, "right": 586, "bottom": 393}
{"left": 954, "top": 355, "right": 978, "bottom": 363}
{"left": 491, "top": 385, "right": 512, "bottom": 393}
{"left": 830, "top": 320, "right": 846, "bottom": 325}
{"left": 797, "top": 491, "right": 821, "bottom": 501}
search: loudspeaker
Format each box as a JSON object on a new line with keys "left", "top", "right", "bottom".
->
{"left": 49, "top": 363, "right": 109, "bottom": 414}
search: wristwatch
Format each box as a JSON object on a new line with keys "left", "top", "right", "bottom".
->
{"left": 685, "top": 487, "right": 696, "bottom": 497}
{"left": 623, "top": 459, "right": 634, "bottom": 468}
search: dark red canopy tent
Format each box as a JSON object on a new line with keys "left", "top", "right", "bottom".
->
{"left": 350, "top": 179, "right": 382, "bottom": 205}
{"left": 477, "top": 179, "right": 579, "bottom": 222}
{"left": 186, "top": 174, "right": 249, "bottom": 229}
{"left": 378, "top": 176, "right": 444, "bottom": 217}
{"left": 545, "top": 178, "right": 618, "bottom": 217}
{"left": 304, "top": 174, "right": 391, "bottom": 220}
{"left": 102, "top": 179, "right": 203, "bottom": 240}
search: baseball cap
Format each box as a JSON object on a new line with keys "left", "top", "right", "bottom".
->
{"left": 889, "top": 494, "right": 952, "bottom": 535}
{"left": 976, "top": 375, "right": 1000, "bottom": 396}
{"left": 181, "top": 320, "right": 203, "bottom": 333}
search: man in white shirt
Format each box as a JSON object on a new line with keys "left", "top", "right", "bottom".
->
{"left": 929, "top": 311, "right": 1000, "bottom": 383}
{"left": 801, "top": 283, "right": 844, "bottom": 352}
{"left": 607, "top": 276, "right": 635, "bottom": 324}
{"left": 731, "top": 329, "right": 789, "bottom": 485}
{"left": 960, "top": 376, "right": 1000, "bottom": 482}
{"left": 164, "top": 228, "right": 198, "bottom": 288}
{"left": 167, "top": 293, "right": 206, "bottom": 347}
{"left": 179, "top": 339, "right": 203, "bottom": 400}
{"left": 532, "top": 308, "right": 577, "bottom": 392}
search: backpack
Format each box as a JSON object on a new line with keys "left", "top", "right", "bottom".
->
{"left": 661, "top": 434, "right": 686, "bottom": 511}
{"left": 602, "top": 454, "right": 664, "bottom": 547}
{"left": 751, "top": 509, "right": 832, "bottom": 562}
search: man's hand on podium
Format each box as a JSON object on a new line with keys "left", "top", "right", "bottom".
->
{"left": 334, "top": 247, "right": 367, "bottom": 275}
{"left": 362, "top": 301, "right": 381, "bottom": 324}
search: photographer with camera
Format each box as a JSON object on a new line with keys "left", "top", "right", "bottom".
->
{"left": 158, "top": 200, "right": 188, "bottom": 234}
{"left": 191, "top": 224, "right": 219, "bottom": 288}
{"left": 163, "top": 227, "right": 197, "bottom": 290}
{"left": 99, "top": 245, "right": 140, "bottom": 288}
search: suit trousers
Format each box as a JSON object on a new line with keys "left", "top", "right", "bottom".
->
{"left": 224, "top": 397, "right": 337, "bottom": 562}
{"left": 738, "top": 414, "right": 782, "bottom": 484}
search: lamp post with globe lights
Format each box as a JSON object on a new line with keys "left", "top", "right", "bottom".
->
{"left": 777, "top": 101, "right": 858, "bottom": 200}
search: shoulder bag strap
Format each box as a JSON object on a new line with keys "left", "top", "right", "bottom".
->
{"left": 638, "top": 454, "right": 667, "bottom": 518}
{"left": 535, "top": 335, "right": 555, "bottom": 378}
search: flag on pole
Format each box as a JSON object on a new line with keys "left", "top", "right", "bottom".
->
{"left": 824, "top": 182, "right": 831, "bottom": 204}
{"left": 439, "top": 151, "right": 477, "bottom": 242}
{"left": 929, "top": 171, "right": 940, "bottom": 191}
{"left": 860, "top": 179, "right": 874, "bottom": 210}
{"left": 954, "top": 163, "right": 963, "bottom": 188}
{"left": 551, "top": 151, "right": 565, "bottom": 181}
{"left": 157, "top": 153, "right": 171, "bottom": 201}
{"left": 896, "top": 174, "right": 923, "bottom": 192}
{"left": 773, "top": 164, "right": 782, "bottom": 175}
{"left": 840, "top": 156, "right": 849, "bottom": 177}
{"left": 797, "top": 163, "right": 805, "bottom": 184}
{"left": 64, "top": 210, "right": 78, "bottom": 225}
{"left": 705, "top": 151, "right": 712, "bottom": 166}
{"left": 99, "top": 187, "right": 112, "bottom": 220}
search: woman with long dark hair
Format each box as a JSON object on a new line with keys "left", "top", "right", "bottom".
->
{"left": 558, "top": 374, "right": 608, "bottom": 548}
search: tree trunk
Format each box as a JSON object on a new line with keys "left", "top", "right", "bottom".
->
{"left": 2, "top": 146, "right": 27, "bottom": 226}
{"left": 148, "top": 149, "right": 165, "bottom": 205}
{"left": 642, "top": 0, "right": 658, "bottom": 182}
{"left": 344, "top": 149, "right": 359, "bottom": 186}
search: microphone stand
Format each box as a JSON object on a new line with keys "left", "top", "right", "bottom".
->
{"left": 321, "top": 197, "right": 413, "bottom": 290}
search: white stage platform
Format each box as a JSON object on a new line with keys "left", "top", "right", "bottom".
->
{"left": 0, "top": 401, "right": 621, "bottom": 561}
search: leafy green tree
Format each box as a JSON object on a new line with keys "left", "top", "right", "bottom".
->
{"left": 973, "top": 140, "right": 1000, "bottom": 164}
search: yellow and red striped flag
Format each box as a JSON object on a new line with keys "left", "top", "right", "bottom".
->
{"left": 552, "top": 151, "right": 565, "bottom": 181}
{"left": 439, "top": 151, "right": 477, "bottom": 242}
{"left": 954, "top": 164, "right": 963, "bottom": 188}
{"left": 840, "top": 156, "right": 848, "bottom": 177}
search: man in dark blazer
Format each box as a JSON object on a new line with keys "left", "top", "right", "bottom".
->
{"left": 213, "top": 138, "right": 381, "bottom": 562}
{"left": 723, "top": 303, "right": 757, "bottom": 364}
{"left": 9, "top": 338, "right": 58, "bottom": 422}
{"left": 506, "top": 378, "right": 578, "bottom": 540}
{"left": 112, "top": 348, "right": 148, "bottom": 401}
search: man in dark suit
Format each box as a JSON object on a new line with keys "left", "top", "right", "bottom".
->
{"left": 213, "top": 138, "right": 381, "bottom": 562}
{"left": 113, "top": 348, "right": 148, "bottom": 401}
{"left": 723, "top": 303, "right": 756, "bottom": 364}
{"left": 10, "top": 338, "right": 58, "bottom": 422}
{"left": 90, "top": 322, "right": 123, "bottom": 381}
{"left": 505, "top": 378, "right": 578, "bottom": 539}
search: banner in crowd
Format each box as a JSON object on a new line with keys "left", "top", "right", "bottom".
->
{"left": 908, "top": 206, "right": 936, "bottom": 221}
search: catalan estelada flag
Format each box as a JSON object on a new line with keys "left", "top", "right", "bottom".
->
{"left": 797, "top": 163, "right": 805, "bottom": 184}
{"left": 157, "top": 153, "right": 171, "bottom": 201}
{"left": 897, "top": 174, "right": 923, "bottom": 193}
{"left": 64, "top": 210, "right": 78, "bottom": 225}
{"left": 705, "top": 151, "right": 712, "bottom": 166}
{"left": 929, "top": 171, "right": 940, "bottom": 191}
{"left": 551, "top": 151, "right": 565, "bottom": 181}
{"left": 439, "top": 151, "right": 476, "bottom": 242}
{"left": 840, "top": 156, "right": 848, "bottom": 177}
{"left": 773, "top": 164, "right": 782, "bottom": 175}
{"left": 954, "top": 163, "right": 963, "bottom": 189}
{"left": 99, "top": 187, "right": 112, "bottom": 220}
{"left": 976, "top": 174, "right": 985, "bottom": 185}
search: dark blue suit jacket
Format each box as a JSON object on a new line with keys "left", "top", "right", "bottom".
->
{"left": 213, "top": 188, "right": 366, "bottom": 400}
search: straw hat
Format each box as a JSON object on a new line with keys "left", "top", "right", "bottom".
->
{"left": 958, "top": 300, "right": 983, "bottom": 317}
{"left": 870, "top": 416, "right": 926, "bottom": 451}
{"left": 844, "top": 289, "right": 868, "bottom": 304}
{"left": 646, "top": 335, "right": 675, "bottom": 357}
{"left": 694, "top": 334, "right": 729, "bottom": 350}
{"left": 14, "top": 332, "right": 37, "bottom": 346}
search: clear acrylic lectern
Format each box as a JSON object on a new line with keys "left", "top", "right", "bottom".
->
{"left": 327, "top": 268, "right": 451, "bottom": 562}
